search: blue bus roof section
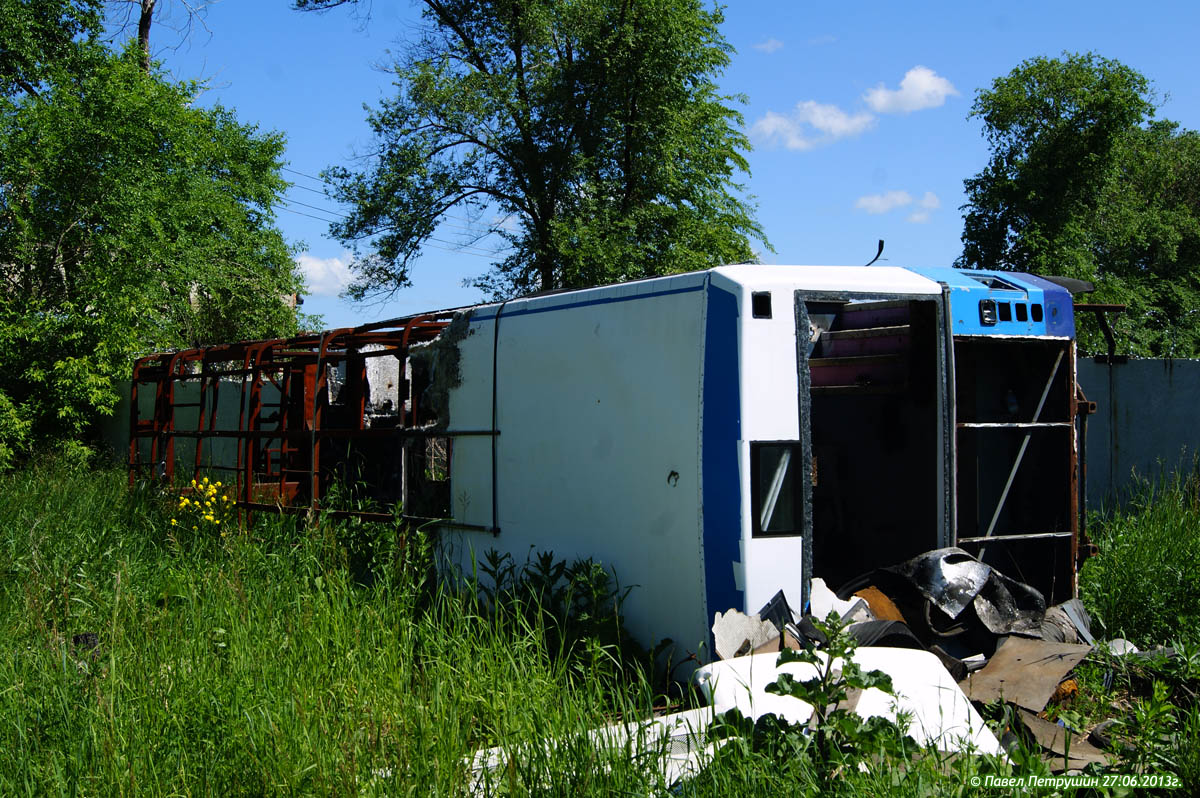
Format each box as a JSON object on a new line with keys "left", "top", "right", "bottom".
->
{"left": 905, "top": 266, "right": 1075, "bottom": 338}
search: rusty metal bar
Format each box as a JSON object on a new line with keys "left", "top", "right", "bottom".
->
{"left": 131, "top": 428, "right": 498, "bottom": 439}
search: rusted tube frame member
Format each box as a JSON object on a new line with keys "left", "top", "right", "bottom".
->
{"left": 128, "top": 312, "right": 490, "bottom": 526}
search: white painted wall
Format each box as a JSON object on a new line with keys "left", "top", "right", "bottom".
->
{"left": 441, "top": 273, "right": 713, "bottom": 656}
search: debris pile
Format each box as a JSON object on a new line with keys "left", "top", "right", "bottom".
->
{"left": 706, "top": 546, "right": 1127, "bottom": 774}
{"left": 469, "top": 546, "right": 1174, "bottom": 791}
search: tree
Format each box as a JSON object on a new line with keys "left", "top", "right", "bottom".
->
{"left": 0, "top": 0, "right": 102, "bottom": 96}
{"left": 296, "top": 0, "right": 766, "bottom": 298}
{"left": 959, "top": 53, "right": 1200, "bottom": 356}
{"left": 0, "top": 44, "right": 305, "bottom": 465}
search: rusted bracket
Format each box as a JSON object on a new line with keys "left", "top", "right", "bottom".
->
{"left": 1074, "top": 303, "right": 1127, "bottom": 363}
{"left": 1075, "top": 385, "right": 1096, "bottom": 416}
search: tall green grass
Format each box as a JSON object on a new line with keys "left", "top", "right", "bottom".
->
{"left": 1080, "top": 466, "right": 1200, "bottom": 647}
{"left": 0, "top": 461, "right": 663, "bottom": 795}
{"left": 8, "top": 459, "right": 1195, "bottom": 795}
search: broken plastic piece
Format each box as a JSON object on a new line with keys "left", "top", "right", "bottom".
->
{"left": 1104, "top": 638, "right": 1140, "bottom": 656}
{"left": 711, "top": 609, "right": 778, "bottom": 660}
{"left": 853, "top": 586, "right": 907, "bottom": 623}
{"left": 810, "top": 577, "right": 872, "bottom": 623}
{"left": 755, "top": 589, "right": 796, "bottom": 634}
{"left": 693, "top": 648, "right": 1003, "bottom": 756}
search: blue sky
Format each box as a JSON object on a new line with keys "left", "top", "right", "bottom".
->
{"left": 147, "top": 1, "right": 1200, "bottom": 329}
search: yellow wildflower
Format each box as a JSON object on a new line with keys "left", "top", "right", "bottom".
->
{"left": 170, "top": 518, "right": 178, "bottom": 526}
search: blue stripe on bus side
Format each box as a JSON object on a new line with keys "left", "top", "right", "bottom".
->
{"left": 701, "top": 284, "right": 744, "bottom": 645}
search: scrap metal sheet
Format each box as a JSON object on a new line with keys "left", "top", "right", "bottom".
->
{"left": 960, "top": 637, "right": 1092, "bottom": 711}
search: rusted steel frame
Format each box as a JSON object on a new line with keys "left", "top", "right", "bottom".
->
{"left": 400, "top": 315, "right": 438, "bottom": 427}
{"left": 234, "top": 345, "right": 253, "bottom": 523}
{"left": 311, "top": 327, "right": 351, "bottom": 512}
{"left": 240, "top": 340, "right": 283, "bottom": 524}
{"left": 128, "top": 361, "right": 146, "bottom": 486}
{"left": 352, "top": 311, "right": 456, "bottom": 335}
{"left": 235, "top": 501, "right": 494, "bottom": 533}
{"left": 979, "top": 346, "right": 1066, "bottom": 552}
{"left": 273, "top": 360, "right": 291, "bottom": 498}
{"left": 151, "top": 351, "right": 187, "bottom": 484}
{"left": 192, "top": 356, "right": 215, "bottom": 477}
{"left": 1075, "top": 384, "right": 1097, "bottom": 562}
{"left": 1067, "top": 343, "right": 1080, "bottom": 594}
{"left": 238, "top": 500, "right": 397, "bottom": 523}
{"left": 136, "top": 428, "right": 497, "bottom": 439}
{"left": 129, "top": 311, "right": 457, "bottom": 521}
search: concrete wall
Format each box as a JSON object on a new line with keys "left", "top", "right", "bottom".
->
{"left": 1078, "top": 357, "right": 1200, "bottom": 510}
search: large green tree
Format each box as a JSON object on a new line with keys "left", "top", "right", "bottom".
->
{"left": 0, "top": 39, "right": 305, "bottom": 465}
{"left": 959, "top": 53, "right": 1200, "bottom": 356}
{"left": 296, "top": 0, "right": 767, "bottom": 299}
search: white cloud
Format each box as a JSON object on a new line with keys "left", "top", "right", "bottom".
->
{"left": 753, "top": 37, "right": 784, "bottom": 54}
{"left": 751, "top": 101, "right": 875, "bottom": 150}
{"left": 906, "top": 192, "right": 941, "bottom": 223}
{"left": 863, "top": 66, "right": 958, "bottom": 114}
{"left": 855, "top": 190, "right": 913, "bottom": 214}
{"left": 806, "top": 34, "right": 837, "bottom": 46}
{"left": 296, "top": 251, "right": 354, "bottom": 297}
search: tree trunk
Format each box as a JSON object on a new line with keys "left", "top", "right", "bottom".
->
{"left": 138, "top": 0, "right": 156, "bottom": 72}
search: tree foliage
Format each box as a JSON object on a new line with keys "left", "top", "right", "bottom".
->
{"left": 298, "top": 0, "right": 766, "bottom": 298}
{"left": 0, "top": 0, "right": 101, "bottom": 96}
{"left": 959, "top": 53, "right": 1200, "bottom": 356}
{"left": 0, "top": 37, "right": 304, "bottom": 466}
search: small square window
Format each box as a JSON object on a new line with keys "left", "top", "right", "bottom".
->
{"left": 751, "top": 442, "right": 804, "bottom": 536}
{"left": 979, "top": 299, "right": 998, "bottom": 325}
{"left": 1031, "top": 303, "right": 1044, "bottom": 322}
{"left": 997, "top": 302, "right": 1013, "bottom": 322}
{"left": 1015, "top": 303, "right": 1028, "bottom": 322}
{"left": 751, "top": 292, "right": 772, "bottom": 319}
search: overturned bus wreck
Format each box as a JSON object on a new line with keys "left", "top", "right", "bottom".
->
{"left": 130, "top": 265, "right": 1091, "bottom": 659}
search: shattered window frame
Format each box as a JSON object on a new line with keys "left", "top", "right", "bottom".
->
{"left": 750, "top": 441, "right": 805, "bottom": 537}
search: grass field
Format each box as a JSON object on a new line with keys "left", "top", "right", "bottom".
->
{"left": 2, "top": 458, "right": 1198, "bottom": 795}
